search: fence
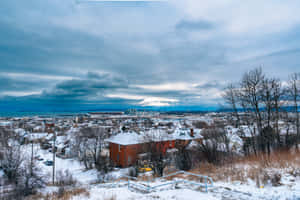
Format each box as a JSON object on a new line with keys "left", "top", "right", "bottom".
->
{"left": 100, "top": 170, "right": 213, "bottom": 193}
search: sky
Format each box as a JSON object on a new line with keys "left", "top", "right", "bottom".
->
{"left": 1, "top": 0, "right": 300, "bottom": 112}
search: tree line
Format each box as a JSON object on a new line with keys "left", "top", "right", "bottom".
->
{"left": 223, "top": 67, "right": 300, "bottom": 155}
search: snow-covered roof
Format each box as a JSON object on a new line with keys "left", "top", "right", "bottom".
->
{"left": 105, "top": 131, "right": 143, "bottom": 145}
{"left": 105, "top": 128, "right": 203, "bottom": 145}
{"left": 14, "top": 128, "right": 26, "bottom": 136}
{"left": 239, "top": 125, "right": 254, "bottom": 137}
{"left": 0, "top": 121, "right": 12, "bottom": 126}
{"left": 173, "top": 128, "right": 203, "bottom": 140}
{"left": 25, "top": 132, "right": 48, "bottom": 140}
{"left": 0, "top": 170, "right": 4, "bottom": 179}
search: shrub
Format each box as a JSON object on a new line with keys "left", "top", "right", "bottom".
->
{"left": 56, "top": 170, "right": 76, "bottom": 186}
{"left": 175, "top": 148, "right": 192, "bottom": 171}
{"left": 289, "top": 168, "right": 300, "bottom": 177}
{"left": 271, "top": 173, "right": 282, "bottom": 186}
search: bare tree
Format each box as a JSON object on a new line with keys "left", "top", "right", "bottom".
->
{"left": 223, "top": 83, "right": 240, "bottom": 127}
{"left": 261, "top": 78, "right": 283, "bottom": 154}
{"left": 76, "top": 127, "right": 109, "bottom": 170}
{"left": 0, "top": 144, "right": 23, "bottom": 183}
{"left": 0, "top": 138, "right": 44, "bottom": 199}
{"left": 0, "top": 127, "right": 13, "bottom": 149}
{"left": 223, "top": 68, "right": 300, "bottom": 154}
{"left": 272, "top": 79, "right": 284, "bottom": 148}
{"left": 15, "top": 159, "right": 45, "bottom": 197}
{"left": 287, "top": 72, "right": 300, "bottom": 150}
{"left": 197, "top": 125, "right": 229, "bottom": 164}
{"left": 239, "top": 68, "right": 265, "bottom": 134}
{"left": 174, "top": 143, "right": 192, "bottom": 171}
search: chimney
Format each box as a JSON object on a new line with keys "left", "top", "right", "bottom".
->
{"left": 190, "top": 128, "right": 194, "bottom": 137}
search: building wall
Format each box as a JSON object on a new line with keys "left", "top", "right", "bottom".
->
{"left": 109, "top": 140, "right": 182, "bottom": 168}
{"left": 123, "top": 144, "right": 140, "bottom": 166}
{"left": 109, "top": 143, "right": 141, "bottom": 167}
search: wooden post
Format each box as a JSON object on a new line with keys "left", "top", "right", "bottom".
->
{"left": 205, "top": 176, "right": 208, "bottom": 193}
{"left": 128, "top": 177, "right": 130, "bottom": 189}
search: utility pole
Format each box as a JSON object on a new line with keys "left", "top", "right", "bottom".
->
{"left": 46, "top": 121, "right": 56, "bottom": 185}
{"left": 52, "top": 129, "right": 56, "bottom": 185}
{"left": 31, "top": 129, "right": 34, "bottom": 176}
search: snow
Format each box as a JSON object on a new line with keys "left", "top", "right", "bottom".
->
{"left": 72, "top": 187, "right": 218, "bottom": 200}
{"left": 172, "top": 128, "right": 203, "bottom": 140}
{"left": 239, "top": 125, "right": 255, "bottom": 137}
{"left": 105, "top": 131, "right": 143, "bottom": 145}
{"left": 14, "top": 128, "right": 26, "bottom": 136}
{"left": 22, "top": 144, "right": 99, "bottom": 184}
{"left": 0, "top": 121, "right": 12, "bottom": 126}
{"left": 25, "top": 132, "right": 48, "bottom": 140}
{"left": 105, "top": 128, "right": 202, "bottom": 145}
{"left": 2, "top": 114, "right": 300, "bottom": 200}
{"left": 68, "top": 176, "right": 300, "bottom": 200}
{"left": 211, "top": 176, "right": 300, "bottom": 200}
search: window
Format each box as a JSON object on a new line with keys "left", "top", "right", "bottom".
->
{"left": 128, "top": 156, "right": 131, "bottom": 164}
{"left": 118, "top": 144, "right": 121, "bottom": 152}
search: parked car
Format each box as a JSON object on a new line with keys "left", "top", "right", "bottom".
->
{"left": 41, "top": 142, "right": 52, "bottom": 150}
{"left": 48, "top": 146, "right": 57, "bottom": 153}
{"left": 34, "top": 155, "right": 44, "bottom": 161}
{"left": 43, "top": 160, "right": 53, "bottom": 166}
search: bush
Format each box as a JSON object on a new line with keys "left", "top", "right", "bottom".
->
{"left": 197, "top": 126, "right": 229, "bottom": 165}
{"left": 271, "top": 173, "right": 282, "bottom": 186}
{"left": 192, "top": 121, "right": 208, "bottom": 129}
{"left": 95, "top": 156, "right": 114, "bottom": 174}
{"left": 56, "top": 170, "right": 76, "bottom": 186}
{"left": 256, "top": 170, "right": 282, "bottom": 187}
{"left": 15, "top": 160, "right": 45, "bottom": 197}
{"left": 175, "top": 148, "right": 192, "bottom": 171}
{"left": 289, "top": 168, "right": 300, "bottom": 177}
{"left": 57, "top": 186, "right": 65, "bottom": 198}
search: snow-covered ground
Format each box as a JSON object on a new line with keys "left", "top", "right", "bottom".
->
{"left": 23, "top": 144, "right": 99, "bottom": 184}
{"left": 2, "top": 114, "right": 298, "bottom": 200}
{"left": 73, "top": 187, "right": 217, "bottom": 200}
{"left": 24, "top": 143, "right": 300, "bottom": 200}
{"left": 67, "top": 176, "right": 300, "bottom": 200}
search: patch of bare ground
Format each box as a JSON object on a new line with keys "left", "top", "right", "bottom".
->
{"left": 26, "top": 187, "right": 90, "bottom": 200}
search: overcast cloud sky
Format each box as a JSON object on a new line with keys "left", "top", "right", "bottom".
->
{"left": 1, "top": 0, "right": 300, "bottom": 112}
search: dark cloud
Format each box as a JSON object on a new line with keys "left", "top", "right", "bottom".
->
{"left": 0, "top": 72, "right": 134, "bottom": 112}
{"left": 42, "top": 72, "right": 128, "bottom": 101}
{"left": 1, "top": 0, "right": 300, "bottom": 112}
{"left": 0, "top": 74, "right": 50, "bottom": 92}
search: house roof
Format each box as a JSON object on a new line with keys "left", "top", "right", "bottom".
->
{"left": 105, "top": 128, "right": 203, "bottom": 145}
{"left": 105, "top": 131, "right": 143, "bottom": 145}
{"left": 173, "top": 128, "right": 203, "bottom": 140}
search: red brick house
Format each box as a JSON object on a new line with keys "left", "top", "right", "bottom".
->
{"left": 105, "top": 129, "right": 202, "bottom": 167}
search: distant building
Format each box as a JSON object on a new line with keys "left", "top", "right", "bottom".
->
{"left": 0, "top": 121, "right": 13, "bottom": 129}
{"left": 89, "top": 112, "right": 124, "bottom": 118}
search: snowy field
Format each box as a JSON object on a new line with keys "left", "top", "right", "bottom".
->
{"left": 21, "top": 144, "right": 300, "bottom": 200}
{"left": 40, "top": 177, "right": 300, "bottom": 200}
{"left": 30, "top": 147, "right": 299, "bottom": 200}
